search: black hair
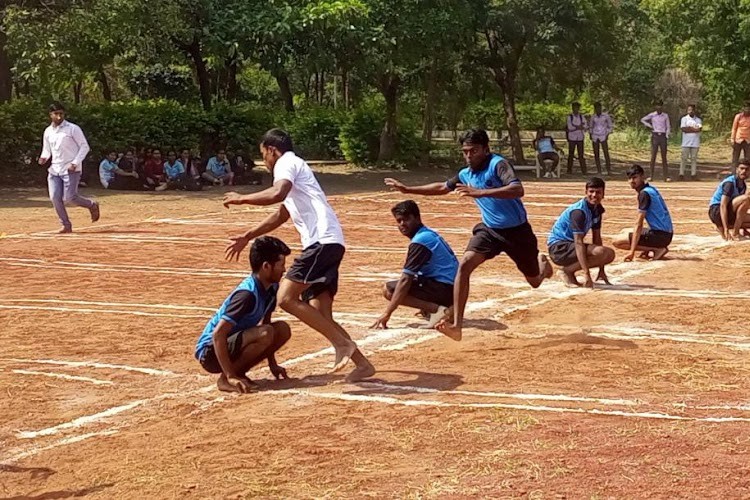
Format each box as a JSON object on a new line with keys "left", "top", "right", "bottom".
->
{"left": 167, "top": 150, "right": 176, "bottom": 156}
{"left": 687, "top": 104, "right": 696, "bottom": 109}
{"left": 626, "top": 164, "right": 645, "bottom": 178}
{"left": 739, "top": 159, "right": 750, "bottom": 168}
{"left": 48, "top": 101, "right": 65, "bottom": 113}
{"left": 459, "top": 129, "right": 489, "bottom": 147}
{"left": 593, "top": 101, "right": 602, "bottom": 107}
{"left": 585, "top": 177, "right": 606, "bottom": 190}
{"left": 571, "top": 101, "right": 581, "bottom": 107}
{"left": 744, "top": 101, "right": 750, "bottom": 108}
{"left": 655, "top": 99, "right": 664, "bottom": 106}
{"left": 261, "top": 128, "right": 294, "bottom": 153}
{"left": 391, "top": 200, "right": 421, "bottom": 219}
{"left": 250, "top": 236, "right": 291, "bottom": 273}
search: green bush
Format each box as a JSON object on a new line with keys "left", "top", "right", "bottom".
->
{"left": 516, "top": 102, "right": 571, "bottom": 130}
{"left": 283, "top": 106, "right": 345, "bottom": 159}
{"left": 462, "top": 100, "right": 505, "bottom": 132}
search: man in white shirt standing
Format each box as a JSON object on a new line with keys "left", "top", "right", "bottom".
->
{"left": 679, "top": 104, "right": 702, "bottom": 181}
{"left": 39, "top": 102, "right": 99, "bottom": 233}
{"left": 589, "top": 102, "right": 613, "bottom": 175}
{"left": 222, "top": 129, "right": 376, "bottom": 382}
{"left": 566, "top": 102, "right": 588, "bottom": 175}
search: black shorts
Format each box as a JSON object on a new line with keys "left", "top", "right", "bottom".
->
{"left": 198, "top": 330, "right": 245, "bottom": 374}
{"left": 466, "top": 222, "right": 540, "bottom": 277}
{"left": 628, "top": 229, "right": 673, "bottom": 249}
{"left": 709, "top": 204, "right": 736, "bottom": 228}
{"left": 286, "top": 243, "right": 345, "bottom": 302}
{"left": 386, "top": 276, "right": 453, "bottom": 308}
{"left": 548, "top": 241, "right": 583, "bottom": 267}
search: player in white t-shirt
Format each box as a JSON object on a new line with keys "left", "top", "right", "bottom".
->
{"left": 222, "top": 129, "right": 375, "bottom": 382}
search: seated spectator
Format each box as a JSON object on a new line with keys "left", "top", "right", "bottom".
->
{"left": 144, "top": 148, "right": 167, "bottom": 190}
{"left": 533, "top": 127, "right": 561, "bottom": 178}
{"left": 99, "top": 150, "right": 142, "bottom": 190}
{"left": 181, "top": 148, "right": 201, "bottom": 181}
{"left": 118, "top": 149, "right": 138, "bottom": 173}
{"left": 203, "top": 149, "right": 234, "bottom": 186}
{"left": 229, "top": 152, "right": 262, "bottom": 186}
{"left": 158, "top": 150, "right": 187, "bottom": 191}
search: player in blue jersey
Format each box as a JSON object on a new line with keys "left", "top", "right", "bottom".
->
{"left": 372, "top": 200, "right": 459, "bottom": 332}
{"left": 384, "top": 129, "right": 553, "bottom": 341}
{"left": 707, "top": 160, "right": 750, "bottom": 240}
{"left": 547, "top": 177, "right": 615, "bottom": 287}
{"left": 613, "top": 164, "right": 674, "bottom": 260}
{"left": 195, "top": 236, "right": 292, "bottom": 393}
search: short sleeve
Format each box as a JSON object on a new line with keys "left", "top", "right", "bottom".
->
{"left": 638, "top": 191, "right": 651, "bottom": 212}
{"left": 403, "top": 243, "right": 432, "bottom": 275}
{"left": 273, "top": 156, "right": 296, "bottom": 184}
{"left": 570, "top": 209, "right": 587, "bottom": 234}
{"left": 721, "top": 181, "right": 734, "bottom": 198}
{"left": 496, "top": 159, "right": 520, "bottom": 186}
{"left": 221, "top": 290, "right": 256, "bottom": 325}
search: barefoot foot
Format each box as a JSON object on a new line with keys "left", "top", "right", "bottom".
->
{"left": 539, "top": 254, "right": 554, "bottom": 280}
{"left": 558, "top": 270, "right": 580, "bottom": 288}
{"left": 330, "top": 341, "right": 356, "bottom": 373}
{"left": 345, "top": 361, "right": 376, "bottom": 382}
{"left": 216, "top": 375, "right": 257, "bottom": 393}
{"left": 436, "top": 321, "right": 462, "bottom": 341}
{"left": 651, "top": 247, "right": 669, "bottom": 260}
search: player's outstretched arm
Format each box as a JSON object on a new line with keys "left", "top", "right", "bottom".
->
{"left": 456, "top": 182, "right": 524, "bottom": 199}
{"left": 384, "top": 178, "right": 450, "bottom": 196}
{"left": 225, "top": 205, "right": 291, "bottom": 261}
{"left": 223, "top": 180, "right": 292, "bottom": 208}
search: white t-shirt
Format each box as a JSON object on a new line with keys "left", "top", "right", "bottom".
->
{"left": 273, "top": 152, "right": 345, "bottom": 249}
{"left": 680, "top": 115, "right": 702, "bottom": 148}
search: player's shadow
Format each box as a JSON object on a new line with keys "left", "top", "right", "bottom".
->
{"left": 596, "top": 283, "right": 683, "bottom": 293}
{"left": 78, "top": 229, "right": 160, "bottom": 234}
{"left": 4, "top": 483, "right": 113, "bottom": 500}
{"left": 347, "top": 370, "right": 464, "bottom": 395}
{"left": 0, "top": 464, "right": 56, "bottom": 480}
{"left": 462, "top": 319, "right": 508, "bottom": 332}
{"left": 533, "top": 332, "right": 638, "bottom": 350}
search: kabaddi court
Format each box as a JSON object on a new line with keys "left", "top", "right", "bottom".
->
{"left": 1, "top": 167, "right": 750, "bottom": 498}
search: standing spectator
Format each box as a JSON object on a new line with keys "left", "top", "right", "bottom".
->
{"left": 641, "top": 100, "right": 671, "bottom": 182}
{"left": 99, "top": 150, "right": 141, "bottom": 190}
{"left": 38, "top": 102, "right": 99, "bottom": 233}
{"left": 143, "top": 148, "right": 166, "bottom": 189}
{"left": 203, "top": 149, "right": 235, "bottom": 186}
{"left": 731, "top": 102, "right": 750, "bottom": 174}
{"left": 680, "top": 104, "right": 702, "bottom": 181}
{"left": 161, "top": 150, "right": 187, "bottom": 191}
{"left": 589, "top": 102, "right": 613, "bottom": 175}
{"left": 566, "top": 102, "right": 587, "bottom": 175}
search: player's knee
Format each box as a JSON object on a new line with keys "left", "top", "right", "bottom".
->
{"left": 603, "top": 246, "right": 616, "bottom": 263}
{"left": 382, "top": 283, "right": 393, "bottom": 300}
{"left": 277, "top": 290, "right": 297, "bottom": 311}
{"left": 271, "top": 321, "right": 292, "bottom": 344}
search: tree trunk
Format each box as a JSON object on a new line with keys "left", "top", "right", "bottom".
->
{"left": 422, "top": 59, "right": 438, "bottom": 143}
{"left": 0, "top": 28, "right": 12, "bottom": 103}
{"left": 226, "top": 58, "right": 239, "bottom": 103}
{"left": 275, "top": 72, "right": 294, "bottom": 112}
{"left": 97, "top": 66, "right": 112, "bottom": 101}
{"left": 493, "top": 71, "right": 524, "bottom": 164}
{"left": 73, "top": 81, "right": 83, "bottom": 104}
{"left": 342, "top": 69, "right": 349, "bottom": 109}
{"left": 179, "top": 36, "right": 212, "bottom": 111}
{"left": 377, "top": 74, "right": 400, "bottom": 162}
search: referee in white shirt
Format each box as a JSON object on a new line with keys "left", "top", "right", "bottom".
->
{"left": 679, "top": 104, "right": 702, "bottom": 181}
{"left": 39, "top": 102, "right": 100, "bottom": 233}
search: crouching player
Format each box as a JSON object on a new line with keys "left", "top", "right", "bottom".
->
{"left": 372, "top": 200, "right": 459, "bottom": 332}
{"left": 195, "top": 236, "right": 292, "bottom": 393}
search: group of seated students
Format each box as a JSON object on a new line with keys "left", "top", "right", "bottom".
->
{"left": 98, "top": 147, "right": 262, "bottom": 191}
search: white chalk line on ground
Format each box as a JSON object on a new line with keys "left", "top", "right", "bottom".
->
{"left": 11, "top": 369, "right": 114, "bottom": 386}
{"left": 1, "top": 358, "right": 176, "bottom": 377}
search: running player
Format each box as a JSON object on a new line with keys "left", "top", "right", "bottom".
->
{"left": 195, "top": 236, "right": 292, "bottom": 393}
{"left": 613, "top": 164, "right": 674, "bottom": 261}
{"left": 372, "top": 200, "right": 458, "bottom": 332}
{"left": 708, "top": 160, "right": 750, "bottom": 240}
{"left": 547, "top": 177, "right": 615, "bottom": 287}
{"left": 223, "top": 129, "right": 375, "bottom": 382}
{"left": 384, "top": 129, "right": 553, "bottom": 341}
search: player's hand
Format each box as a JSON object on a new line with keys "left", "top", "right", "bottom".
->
{"left": 67, "top": 163, "right": 77, "bottom": 172}
{"left": 269, "top": 363, "right": 288, "bottom": 380}
{"left": 223, "top": 192, "right": 244, "bottom": 208}
{"left": 583, "top": 273, "right": 594, "bottom": 288}
{"left": 371, "top": 313, "right": 390, "bottom": 329}
{"left": 455, "top": 183, "right": 480, "bottom": 198}
{"left": 384, "top": 178, "right": 407, "bottom": 193}
{"left": 225, "top": 235, "right": 250, "bottom": 262}
{"left": 624, "top": 252, "right": 635, "bottom": 262}
{"left": 38, "top": 157, "right": 48, "bottom": 166}
{"left": 724, "top": 229, "right": 734, "bottom": 241}
{"left": 596, "top": 268, "right": 611, "bottom": 285}
{"left": 227, "top": 376, "right": 255, "bottom": 394}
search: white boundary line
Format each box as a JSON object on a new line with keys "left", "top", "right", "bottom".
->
{"left": 1, "top": 358, "right": 176, "bottom": 377}
{"left": 11, "top": 369, "right": 114, "bottom": 386}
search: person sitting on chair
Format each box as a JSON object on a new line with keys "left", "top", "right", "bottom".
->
{"left": 533, "top": 127, "right": 561, "bottom": 178}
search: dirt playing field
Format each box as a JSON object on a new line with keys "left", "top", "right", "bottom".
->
{"left": 1, "top": 165, "right": 750, "bottom": 499}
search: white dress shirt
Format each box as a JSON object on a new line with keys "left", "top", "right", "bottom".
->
{"left": 41, "top": 120, "right": 91, "bottom": 175}
{"left": 680, "top": 115, "right": 702, "bottom": 148}
{"left": 590, "top": 113, "right": 613, "bottom": 142}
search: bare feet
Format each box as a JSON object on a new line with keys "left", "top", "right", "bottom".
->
{"left": 89, "top": 202, "right": 100, "bottom": 222}
{"left": 330, "top": 340, "right": 357, "bottom": 373}
{"left": 216, "top": 374, "right": 257, "bottom": 393}
{"left": 651, "top": 247, "right": 669, "bottom": 260}
{"left": 539, "top": 254, "right": 554, "bottom": 280}
{"left": 345, "top": 360, "right": 376, "bottom": 382}
{"left": 57, "top": 226, "right": 72, "bottom": 234}
{"left": 637, "top": 251, "right": 650, "bottom": 260}
{"left": 559, "top": 270, "right": 580, "bottom": 288}
{"left": 436, "top": 320, "right": 462, "bottom": 341}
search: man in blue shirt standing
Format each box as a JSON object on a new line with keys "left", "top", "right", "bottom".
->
{"left": 547, "top": 177, "right": 615, "bottom": 287}
{"left": 372, "top": 200, "right": 459, "bottom": 332}
{"left": 613, "top": 165, "right": 674, "bottom": 260}
{"left": 384, "top": 129, "right": 553, "bottom": 341}
{"left": 195, "top": 236, "right": 292, "bottom": 393}
{"left": 707, "top": 160, "right": 750, "bottom": 240}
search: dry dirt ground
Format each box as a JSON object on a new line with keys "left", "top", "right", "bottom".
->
{"left": 1, "top": 165, "right": 749, "bottom": 499}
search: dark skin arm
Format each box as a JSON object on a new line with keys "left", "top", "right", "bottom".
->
{"left": 455, "top": 182, "right": 524, "bottom": 199}
{"left": 263, "top": 310, "right": 288, "bottom": 380}
{"left": 223, "top": 180, "right": 292, "bottom": 207}
{"left": 625, "top": 212, "right": 646, "bottom": 261}
{"left": 212, "top": 320, "right": 254, "bottom": 393}
{"left": 574, "top": 233, "right": 593, "bottom": 288}
{"left": 225, "top": 205, "right": 291, "bottom": 261}
{"left": 592, "top": 228, "right": 610, "bottom": 284}
{"left": 384, "top": 178, "right": 450, "bottom": 196}
{"left": 720, "top": 195, "right": 733, "bottom": 240}
{"left": 372, "top": 273, "right": 413, "bottom": 329}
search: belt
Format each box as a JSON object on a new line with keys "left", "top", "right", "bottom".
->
{"left": 652, "top": 132, "right": 667, "bottom": 136}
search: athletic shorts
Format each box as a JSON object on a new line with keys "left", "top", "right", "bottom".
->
{"left": 286, "top": 243, "right": 345, "bottom": 302}
{"left": 548, "top": 241, "right": 583, "bottom": 267}
{"left": 709, "top": 204, "right": 736, "bottom": 229}
{"left": 198, "top": 330, "right": 245, "bottom": 374}
{"left": 386, "top": 276, "right": 454, "bottom": 308}
{"left": 466, "top": 222, "right": 540, "bottom": 277}
{"left": 628, "top": 229, "right": 673, "bottom": 249}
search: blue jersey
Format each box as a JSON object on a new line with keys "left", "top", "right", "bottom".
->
{"left": 194, "top": 275, "right": 277, "bottom": 359}
{"left": 446, "top": 154, "right": 527, "bottom": 229}
{"left": 164, "top": 160, "right": 185, "bottom": 180}
{"left": 710, "top": 175, "right": 747, "bottom": 207}
{"left": 639, "top": 184, "right": 673, "bottom": 233}
{"left": 404, "top": 226, "right": 458, "bottom": 285}
{"left": 548, "top": 198, "right": 604, "bottom": 246}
